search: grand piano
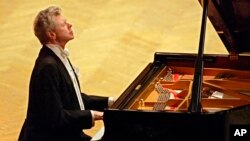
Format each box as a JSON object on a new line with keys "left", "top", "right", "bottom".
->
{"left": 101, "top": 0, "right": 250, "bottom": 141}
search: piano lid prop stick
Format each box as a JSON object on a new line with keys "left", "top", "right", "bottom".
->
{"left": 188, "top": 0, "right": 209, "bottom": 113}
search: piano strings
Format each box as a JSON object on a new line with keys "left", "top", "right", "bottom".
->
{"left": 134, "top": 65, "right": 250, "bottom": 112}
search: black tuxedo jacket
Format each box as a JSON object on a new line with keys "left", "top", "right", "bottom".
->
{"left": 19, "top": 46, "right": 109, "bottom": 141}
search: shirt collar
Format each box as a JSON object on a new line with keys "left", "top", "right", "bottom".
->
{"left": 46, "top": 44, "right": 69, "bottom": 59}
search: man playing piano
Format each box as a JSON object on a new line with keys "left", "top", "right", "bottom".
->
{"left": 18, "top": 6, "right": 114, "bottom": 141}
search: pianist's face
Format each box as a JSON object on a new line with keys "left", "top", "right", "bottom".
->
{"left": 49, "top": 15, "right": 74, "bottom": 47}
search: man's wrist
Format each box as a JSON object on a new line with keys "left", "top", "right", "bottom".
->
{"left": 90, "top": 110, "right": 95, "bottom": 127}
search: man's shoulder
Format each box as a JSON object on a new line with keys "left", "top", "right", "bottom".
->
{"left": 37, "top": 47, "right": 59, "bottom": 65}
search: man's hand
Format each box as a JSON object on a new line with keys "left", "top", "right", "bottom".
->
{"left": 93, "top": 111, "right": 103, "bottom": 120}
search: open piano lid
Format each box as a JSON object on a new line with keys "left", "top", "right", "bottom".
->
{"left": 202, "top": 0, "right": 250, "bottom": 54}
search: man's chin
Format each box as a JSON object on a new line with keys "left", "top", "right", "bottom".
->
{"left": 69, "top": 36, "right": 74, "bottom": 40}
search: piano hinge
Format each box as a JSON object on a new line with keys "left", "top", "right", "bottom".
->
{"left": 228, "top": 53, "right": 239, "bottom": 61}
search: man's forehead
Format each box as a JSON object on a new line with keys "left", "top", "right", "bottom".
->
{"left": 53, "top": 14, "right": 65, "bottom": 20}
{"left": 53, "top": 15, "right": 66, "bottom": 23}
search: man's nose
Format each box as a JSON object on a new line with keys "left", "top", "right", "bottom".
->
{"left": 67, "top": 22, "right": 72, "bottom": 28}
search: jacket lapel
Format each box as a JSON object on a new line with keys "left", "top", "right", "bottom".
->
{"left": 67, "top": 58, "right": 82, "bottom": 91}
{"left": 40, "top": 46, "right": 74, "bottom": 87}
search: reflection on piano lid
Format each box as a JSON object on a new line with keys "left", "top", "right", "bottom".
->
{"left": 203, "top": 0, "right": 250, "bottom": 54}
{"left": 101, "top": 1, "right": 250, "bottom": 141}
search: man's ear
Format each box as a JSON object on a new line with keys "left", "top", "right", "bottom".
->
{"left": 46, "top": 31, "right": 56, "bottom": 41}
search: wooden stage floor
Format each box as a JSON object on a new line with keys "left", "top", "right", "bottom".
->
{"left": 0, "top": 0, "right": 227, "bottom": 140}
